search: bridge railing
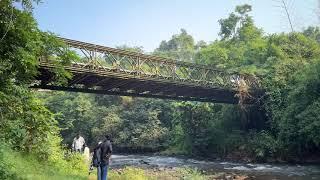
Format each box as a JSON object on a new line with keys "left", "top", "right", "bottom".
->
{"left": 39, "top": 37, "right": 260, "bottom": 90}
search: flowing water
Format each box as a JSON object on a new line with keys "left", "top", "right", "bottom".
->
{"left": 109, "top": 154, "right": 320, "bottom": 179}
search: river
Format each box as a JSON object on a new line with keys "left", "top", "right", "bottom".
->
{"left": 109, "top": 154, "right": 320, "bottom": 179}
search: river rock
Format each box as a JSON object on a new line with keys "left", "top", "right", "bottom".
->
{"left": 234, "top": 175, "right": 251, "bottom": 180}
{"left": 209, "top": 172, "right": 225, "bottom": 179}
{"left": 139, "top": 159, "right": 150, "bottom": 165}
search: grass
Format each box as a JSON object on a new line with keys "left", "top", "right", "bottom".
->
{"left": 88, "top": 167, "right": 207, "bottom": 180}
{"left": 0, "top": 146, "right": 88, "bottom": 180}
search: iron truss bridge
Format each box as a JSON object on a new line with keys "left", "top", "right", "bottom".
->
{"left": 33, "top": 37, "right": 263, "bottom": 104}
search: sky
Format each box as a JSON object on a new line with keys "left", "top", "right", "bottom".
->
{"left": 34, "top": 0, "right": 319, "bottom": 52}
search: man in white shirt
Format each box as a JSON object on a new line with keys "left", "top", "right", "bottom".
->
{"left": 72, "top": 133, "right": 86, "bottom": 153}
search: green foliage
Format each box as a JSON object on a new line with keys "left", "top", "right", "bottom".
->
{"left": 13, "top": 0, "right": 41, "bottom": 11}
{"left": 0, "top": 1, "right": 76, "bottom": 87}
{"left": 171, "top": 102, "right": 218, "bottom": 155}
{"left": 0, "top": 85, "right": 59, "bottom": 157}
{"left": 303, "top": 26, "right": 320, "bottom": 43}
{"left": 0, "top": 0, "right": 41, "bottom": 86}
{"left": 169, "top": 102, "right": 253, "bottom": 157}
{"left": 110, "top": 167, "right": 148, "bottom": 180}
{"left": 158, "top": 4, "right": 320, "bottom": 161}
{"left": 64, "top": 152, "right": 88, "bottom": 175}
{"left": 40, "top": 92, "right": 171, "bottom": 150}
{"left": 118, "top": 99, "right": 169, "bottom": 148}
{"left": 154, "top": 29, "right": 197, "bottom": 62}
{"left": 0, "top": 144, "right": 87, "bottom": 180}
{"left": 268, "top": 59, "right": 320, "bottom": 158}
{"left": 116, "top": 45, "right": 144, "bottom": 53}
{"left": 218, "top": 4, "right": 257, "bottom": 40}
{"left": 0, "top": 0, "right": 78, "bottom": 155}
{"left": 0, "top": 1, "right": 88, "bottom": 179}
{"left": 178, "top": 168, "right": 206, "bottom": 180}
{"left": 248, "top": 131, "right": 278, "bottom": 161}
{"left": 0, "top": 144, "right": 18, "bottom": 180}
{"left": 218, "top": 13, "right": 240, "bottom": 40}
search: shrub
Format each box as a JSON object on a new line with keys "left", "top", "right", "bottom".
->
{"left": 64, "top": 152, "right": 88, "bottom": 175}
{"left": 248, "top": 130, "right": 278, "bottom": 161}
{"left": 178, "top": 168, "right": 206, "bottom": 180}
{"left": 0, "top": 142, "right": 88, "bottom": 180}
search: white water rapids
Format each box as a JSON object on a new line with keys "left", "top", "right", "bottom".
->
{"left": 108, "top": 154, "right": 320, "bottom": 179}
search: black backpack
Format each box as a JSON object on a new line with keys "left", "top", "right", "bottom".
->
{"left": 92, "top": 145, "right": 101, "bottom": 167}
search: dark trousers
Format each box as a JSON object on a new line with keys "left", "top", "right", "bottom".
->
{"left": 99, "top": 164, "right": 108, "bottom": 180}
{"left": 96, "top": 166, "right": 101, "bottom": 180}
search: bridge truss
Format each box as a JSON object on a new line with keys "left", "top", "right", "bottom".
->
{"left": 35, "top": 37, "right": 262, "bottom": 104}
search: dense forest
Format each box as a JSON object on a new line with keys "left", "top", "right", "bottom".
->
{"left": 1, "top": 0, "right": 320, "bottom": 179}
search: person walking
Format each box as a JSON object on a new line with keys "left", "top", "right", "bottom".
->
{"left": 72, "top": 133, "right": 86, "bottom": 153}
{"left": 99, "top": 135, "right": 112, "bottom": 180}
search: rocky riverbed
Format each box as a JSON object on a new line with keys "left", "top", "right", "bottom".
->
{"left": 107, "top": 154, "right": 320, "bottom": 180}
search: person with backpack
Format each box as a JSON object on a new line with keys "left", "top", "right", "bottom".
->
{"left": 100, "top": 135, "right": 112, "bottom": 180}
{"left": 90, "top": 135, "right": 112, "bottom": 180}
{"left": 90, "top": 141, "right": 102, "bottom": 180}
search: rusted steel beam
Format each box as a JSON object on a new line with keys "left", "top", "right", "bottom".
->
{"left": 102, "top": 79, "right": 135, "bottom": 91}
{"left": 86, "top": 77, "right": 111, "bottom": 87}
{"left": 32, "top": 85, "right": 239, "bottom": 104}
{"left": 68, "top": 74, "right": 90, "bottom": 86}
{"left": 35, "top": 67, "right": 263, "bottom": 104}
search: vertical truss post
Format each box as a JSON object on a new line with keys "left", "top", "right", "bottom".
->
{"left": 137, "top": 56, "right": 141, "bottom": 76}
{"left": 92, "top": 50, "right": 96, "bottom": 69}
{"left": 172, "top": 64, "right": 176, "bottom": 80}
